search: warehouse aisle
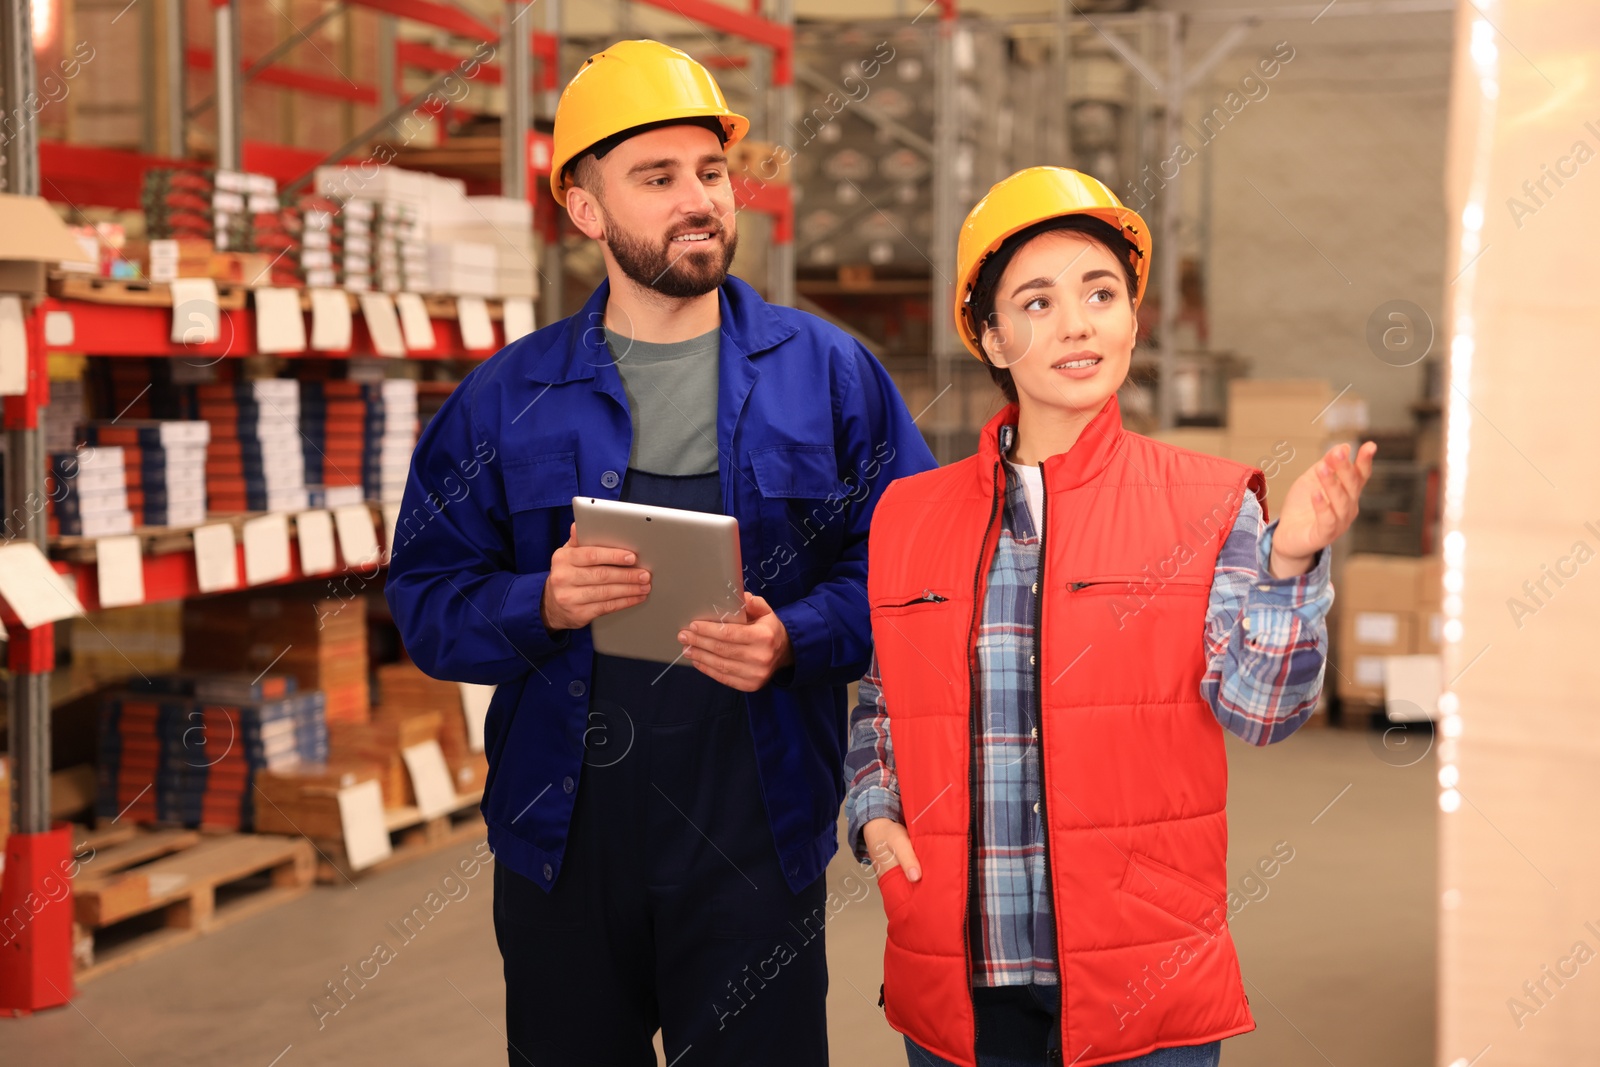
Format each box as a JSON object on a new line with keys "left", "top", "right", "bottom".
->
{"left": 0, "top": 728, "right": 1433, "bottom": 1067}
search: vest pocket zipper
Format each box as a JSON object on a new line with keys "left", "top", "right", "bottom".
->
{"left": 888, "top": 591, "right": 948, "bottom": 607}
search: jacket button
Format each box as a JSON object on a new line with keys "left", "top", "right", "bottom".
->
{"left": 541, "top": 863, "right": 554, "bottom": 881}
{"left": 568, "top": 680, "right": 586, "bottom": 697}
{"left": 1034, "top": 802, "right": 1041, "bottom": 814}
{"left": 1030, "top": 654, "right": 1036, "bottom": 666}
{"left": 562, "top": 776, "right": 575, "bottom": 793}
{"left": 601, "top": 470, "right": 620, "bottom": 489}
{"left": 1032, "top": 582, "right": 1039, "bottom": 595}
{"left": 1032, "top": 727, "right": 1038, "bottom": 740}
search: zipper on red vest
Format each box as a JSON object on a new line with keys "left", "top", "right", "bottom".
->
{"left": 889, "top": 591, "right": 949, "bottom": 607}
{"left": 1033, "top": 460, "right": 1067, "bottom": 1056}
{"left": 963, "top": 459, "right": 1003, "bottom": 1061}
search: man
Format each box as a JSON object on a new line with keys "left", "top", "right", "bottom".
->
{"left": 385, "top": 40, "right": 935, "bottom": 1067}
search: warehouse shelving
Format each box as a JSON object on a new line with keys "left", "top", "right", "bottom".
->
{"left": 0, "top": 0, "right": 808, "bottom": 1009}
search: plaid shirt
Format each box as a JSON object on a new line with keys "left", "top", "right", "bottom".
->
{"left": 846, "top": 453, "right": 1330, "bottom": 987}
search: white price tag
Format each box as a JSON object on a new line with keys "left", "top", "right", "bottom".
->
{"left": 254, "top": 287, "right": 308, "bottom": 354}
{"left": 309, "top": 288, "right": 353, "bottom": 351}
{"left": 192, "top": 523, "right": 240, "bottom": 592}
{"left": 96, "top": 535, "right": 145, "bottom": 608}
{"left": 241, "top": 513, "right": 292, "bottom": 585}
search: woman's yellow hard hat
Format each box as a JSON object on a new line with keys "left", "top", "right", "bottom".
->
{"left": 954, "top": 167, "right": 1151, "bottom": 360}
{"left": 550, "top": 40, "right": 750, "bottom": 203}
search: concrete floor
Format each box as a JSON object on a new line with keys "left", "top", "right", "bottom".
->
{"left": 1, "top": 727, "right": 1435, "bottom": 1067}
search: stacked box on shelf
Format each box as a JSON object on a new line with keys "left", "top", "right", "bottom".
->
{"left": 183, "top": 591, "right": 370, "bottom": 723}
{"left": 94, "top": 358, "right": 204, "bottom": 423}
{"left": 45, "top": 377, "right": 85, "bottom": 453}
{"left": 93, "top": 672, "right": 329, "bottom": 830}
{"left": 366, "top": 379, "right": 417, "bottom": 504}
{"left": 430, "top": 195, "right": 538, "bottom": 298}
{"left": 199, "top": 380, "right": 308, "bottom": 513}
{"left": 87, "top": 420, "right": 208, "bottom": 528}
{"left": 341, "top": 196, "right": 374, "bottom": 291}
{"left": 375, "top": 661, "right": 487, "bottom": 794}
{"left": 47, "top": 445, "right": 134, "bottom": 538}
{"left": 307, "top": 484, "right": 365, "bottom": 509}
{"left": 139, "top": 235, "right": 216, "bottom": 283}
{"left": 300, "top": 380, "right": 366, "bottom": 492}
{"left": 427, "top": 240, "right": 498, "bottom": 296}
{"left": 210, "top": 170, "right": 275, "bottom": 253}
{"left": 95, "top": 692, "right": 162, "bottom": 825}
{"left": 1334, "top": 554, "right": 1444, "bottom": 705}
{"left": 142, "top": 167, "right": 215, "bottom": 243}
{"left": 295, "top": 195, "right": 342, "bottom": 289}
{"left": 328, "top": 711, "right": 441, "bottom": 809}
{"left": 70, "top": 602, "right": 184, "bottom": 681}
{"left": 372, "top": 200, "right": 428, "bottom": 294}
{"left": 254, "top": 760, "right": 386, "bottom": 838}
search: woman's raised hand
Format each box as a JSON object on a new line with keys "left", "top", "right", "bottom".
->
{"left": 1269, "top": 441, "right": 1379, "bottom": 578}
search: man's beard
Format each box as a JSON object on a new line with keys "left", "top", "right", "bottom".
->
{"left": 605, "top": 214, "right": 738, "bottom": 299}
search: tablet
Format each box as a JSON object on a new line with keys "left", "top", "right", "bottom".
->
{"left": 572, "top": 496, "right": 746, "bottom": 664}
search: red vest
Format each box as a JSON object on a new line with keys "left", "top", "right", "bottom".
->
{"left": 866, "top": 398, "right": 1266, "bottom": 1066}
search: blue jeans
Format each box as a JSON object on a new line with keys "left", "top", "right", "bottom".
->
{"left": 903, "top": 983, "right": 1222, "bottom": 1067}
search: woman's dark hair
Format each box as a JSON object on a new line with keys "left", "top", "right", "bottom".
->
{"left": 965, "top": 214, "right": 1141, "bottom": 405}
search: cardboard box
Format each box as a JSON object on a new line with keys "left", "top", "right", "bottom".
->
{"left": 328, "top": 711, "right": 440, "bottom": 809}
{"left": 1228, "top": 379, "right": 1336, "bottom": 438}
{"left": 0, "top": 193, "right": 96, "bottom": 293}
{"left": 1227, "top": 379, "right": 1368, "bottom": 437}
{"left": 1334, "top": 554, "right": 1444, "bottom": 701}
{"left": 253, "top": 760, "right": 384, "bottom": 838}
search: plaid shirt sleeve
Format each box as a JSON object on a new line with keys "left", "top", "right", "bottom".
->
{"left": 844, "top": 653, "right": 901, "bottom": 863}
{"left": 1202, "top": 490, "right": 1333, "bottom": 745}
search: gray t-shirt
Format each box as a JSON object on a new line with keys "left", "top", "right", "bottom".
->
{"left": 605, "top": 326, "right": 720, "bottom": 476}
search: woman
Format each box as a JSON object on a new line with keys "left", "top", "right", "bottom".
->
{"left": 845, "top": 167, "right": 1375, "bottom": 1067}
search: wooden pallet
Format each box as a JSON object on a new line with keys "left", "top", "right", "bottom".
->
{"left": 313, "top": 790, "right": 484, "bottom": 885}
{"left": 49, "top": 273, "right": 248, "bottom": 310}
{"left": 72, "top": 831, "right": 315, "bottom": 981}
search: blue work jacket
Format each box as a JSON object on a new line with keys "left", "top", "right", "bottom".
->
{"left": 384, "top": 276, "right": 936, "bottom": 893}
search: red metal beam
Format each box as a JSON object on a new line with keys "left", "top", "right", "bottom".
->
{"left": 629, "top": 0, "right": 793, "bottom": 83}
{"left": 39, "top": 142, "right": 203, "bottom": 212}
{"left": 341, "top": 0, "right": 496, "bottom": 42}
{"left": 61, "top": 531, "right": 389, "bottom": 611}
{"left": 37, "top": 299, "right": 499, "bottom": 361}
{"left": 397, "top": 40, "right": 502, "bottom": 84}
{"left": 187, "top": 47, "right": 379, "bottom": 105}
{"left": 733, "top": 179, "right": 792, "bottom": 244}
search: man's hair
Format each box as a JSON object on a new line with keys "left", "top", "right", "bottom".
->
{"left": 570, "top": 153, "right": 604, "bottom": 199}
{"left": 966, "top": 215, "right": 1140, "bottom": 405}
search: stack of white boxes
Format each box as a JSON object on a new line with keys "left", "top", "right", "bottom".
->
{"left": 83, "top": 420, "right": 209, "bottom": 529}
{"left": 310, "top": 168, "right": 537, "bottom": 298}
{"left": 426, "top": 240, "right": 498, "bottom": 296}
{"left": 240, "top": 381, "right": 309, "bottom": 514}
{"left": 373, "top": 201, "right": 429, "bottom": 293}
{"left": 429, "top": 195, "right": 538, "bottom": 299}
{"left": 366, "top": 379, "right": 418, "bottom": 505}
{"left": 340, "top": 197, "right": 374, "bottom": 291}
{"left": 50, "top": 446, "right": 134, "bottom": 537}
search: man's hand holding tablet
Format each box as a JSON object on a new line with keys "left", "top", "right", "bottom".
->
{"left": 677, "top": 592, "right": 794, "bottom": 693}
{"left": 540, "top": 523, "right": 653, "bottom": 632}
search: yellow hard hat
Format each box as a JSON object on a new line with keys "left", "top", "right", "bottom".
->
{"left": 954, "top": 166, "right": 1151, "bottom": 361}
{"left": 550, "top": 39, "right": 750, "bottom": 203}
